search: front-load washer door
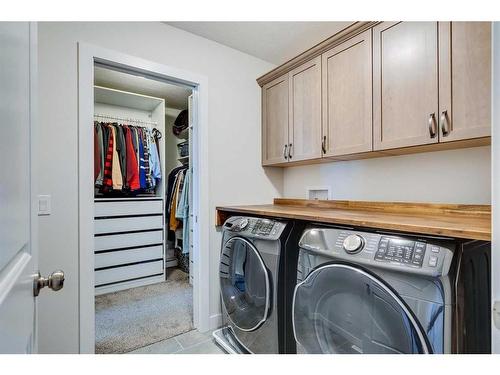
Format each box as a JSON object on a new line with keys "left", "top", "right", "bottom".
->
{"left": 293, "top": 262, "right": 431, "bottom": 354}
{"left": 220, "top": 237, "right": 271, "bottom": 332}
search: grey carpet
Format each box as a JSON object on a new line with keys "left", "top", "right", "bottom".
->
{"left": 95, "top": 268, "right": 193, "bottom": 354}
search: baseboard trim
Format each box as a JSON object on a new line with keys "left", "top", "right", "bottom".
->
{"left": 209, "top": 313, "right": 222, "bottom": 330}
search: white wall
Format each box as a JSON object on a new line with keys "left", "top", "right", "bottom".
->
{"left": 283, "top": 146, "right": 491, "bottom": 204}
{"left": 37, "top": 22, "right": 280, "bottom": 353}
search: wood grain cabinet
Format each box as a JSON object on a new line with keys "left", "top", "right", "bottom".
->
{"left": 322, "top": 29, "right": 373, "bottom": 156}
{"left": 262, "top": 74, "right": 289, "bottom": 165}
{"left": 373, "top": 22, "right": 440, "bottom": 151}
{"left": 259, "top": 21, "right": 491, "bottom": 167}
{"left": 288, "top": 56, "right": 322, "bottom": 162}
{"left": 438, "top": 22, "right": 491, "bottom": 142}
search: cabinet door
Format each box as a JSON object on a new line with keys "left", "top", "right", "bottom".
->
{"left": 373, "top": 22, "right": 439, "bottom": 150}
{"left": 289, "top": 56, "right": 322, "bottom": 162}
{"left": 439, "top": 22, "right": 491, "bottom": 142}
{"left": 322, "top": 30, "right": 372, "bottom": 157}
{"left": 262, "top": 74, "right": 289, "bottom": 165}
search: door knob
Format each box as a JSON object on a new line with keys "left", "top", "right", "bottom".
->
{"left": 33, "top": 270, "right": 65, "bottom": 297}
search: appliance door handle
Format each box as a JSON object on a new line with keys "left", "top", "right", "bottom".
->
{"left": 428, "top": 113, "right": 437, "bottom": 138}
{"left": 440, "top": 110, "right": 450, "bottom": 137}
{"left": 288, "top": 143, "right": 293, "bottom": 159}
{"left": 283, "top": 144, "right": 288, "bottom": 160}
{"left": 321, "top": 136, "right": 327, "bottom": 154}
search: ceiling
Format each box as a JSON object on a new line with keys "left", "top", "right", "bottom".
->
{"left": 166, "top": 22, "right": 353, "bottom": 65}
{"left": 94, "top": 66, "right": 192, "bottom": 110}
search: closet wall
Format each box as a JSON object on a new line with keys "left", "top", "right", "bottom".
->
{"left": 93, "top": 85, "right": 166, "bottom": 295}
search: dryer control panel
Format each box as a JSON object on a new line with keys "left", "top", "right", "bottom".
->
{"left": 299, "top": 227, "right": 456, "bottom": 277}
{"left": 223, "top": 216, "right": 287, "bottom": 241}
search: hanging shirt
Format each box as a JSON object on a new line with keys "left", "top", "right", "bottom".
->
{"left": 138, "top": 128, "right": 147, "bottom": 189}
{"left": 142, "top": 129, "right": 153, "bottom": 190}
{"left": 94, "top": 123, "right": 102, "bottom": 184}
{"left": 149, "top": 133, "right": 161, "bottom": 186}
{"left": 101, "top": 125, "right": 114, "bottom": 192}
{"left": 124, "top": 126, "right": 140, "bottom": 191}
{"left": 110, "top": 126, "right": 123, "bottom": 190}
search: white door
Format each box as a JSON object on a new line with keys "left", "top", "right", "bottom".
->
{"left": 0, "top": 22, "right": 64, "bottom": 354}
{"left": 0, "top": 22, "right": 37, "bottom": 353}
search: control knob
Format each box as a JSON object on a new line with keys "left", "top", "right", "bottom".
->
{"left": 234, "top": 218, "right": 249, "bottom": 231}
{"left": 343, "top": 234, "right": 364, "bottom": 254}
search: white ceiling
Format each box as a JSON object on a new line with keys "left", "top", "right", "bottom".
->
{"left": 166, "top": 22, "right": 353, "bottom": 65}
{"left": 94, "top": 66, "right": 192, "bottom": 110}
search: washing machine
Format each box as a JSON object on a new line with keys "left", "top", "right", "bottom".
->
{"left": 291, "top": 225, "right": 491, "bottom": 354}
{"left": 213, "top": 216, "right": 298, "bottom": 354}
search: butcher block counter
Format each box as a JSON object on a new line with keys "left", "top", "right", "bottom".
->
{"left": 216, "top": 199, "right": 491, "bottom": 241}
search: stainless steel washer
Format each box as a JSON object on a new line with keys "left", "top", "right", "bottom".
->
{"left": 292, "top": 226, "right": 458, "bottom": 354}
{"left": 213, "top": 216, "right": 291, "bottom": 354}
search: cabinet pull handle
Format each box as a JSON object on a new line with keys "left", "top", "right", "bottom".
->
{"left": 321, "top": 136, "right": 327, "bottom": 154}
{"left": 428, "top": 113, "right": 437, "bottom": 138}
{"left": 440, "top": 110, "right": 450, "bottom": 137}
{"left": 288, "top": 143, "right": 293, "bottom": 159}
{"left": 283, "top": 144, "right": 288, "bottom": 160}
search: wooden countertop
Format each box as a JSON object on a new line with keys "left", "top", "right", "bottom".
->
{"left": 216, "top": 199, "right": 491, "bottom": 241}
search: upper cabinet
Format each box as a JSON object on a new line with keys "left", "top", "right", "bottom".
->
{"left": 288, "top": 56, "right": 322, "bottom": 162}
{"left": 262, "top": 74, "right": 289, "bottom": 165}
{"left": 322, "top": 29, "right": 373, "bottom": 156}
{"left": 258, "top": 22, "right": 491, "bottom": 167}
{"left": 373, "top": 22, "right": 439, "bottom": 150}
{"left": 438, "top": 22, "right": 491, "bottom": 142}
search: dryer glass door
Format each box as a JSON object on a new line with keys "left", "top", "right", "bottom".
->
{"left": 293, "top": 263, "right": 431, "bottom": 354}
{"left": 220, "top": 237, "right": 270, "bottom": 332}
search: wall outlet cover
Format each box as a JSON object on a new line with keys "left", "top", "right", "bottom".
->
{"left": 306, "top": 186, "right": 332, "bottom": 200}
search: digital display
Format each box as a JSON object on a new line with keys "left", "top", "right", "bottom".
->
{"left": 375, "top": 236, "right": 425, "bottom": 267}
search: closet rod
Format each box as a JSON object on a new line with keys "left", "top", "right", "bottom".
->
{"left": 94, "top": 113, "right": 158, "bottom": 127}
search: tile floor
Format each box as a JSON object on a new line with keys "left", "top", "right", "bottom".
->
{"left": 128, "top": 329, "right": 225, "bottom": 354}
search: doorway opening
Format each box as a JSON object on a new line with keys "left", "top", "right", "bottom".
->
{"left": 78, "top": 44, "right": 211, "bottom": 354}
{"left": 92, "top": 64, "right": 196, "bottom": 353}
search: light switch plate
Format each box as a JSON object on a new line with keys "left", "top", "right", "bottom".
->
{"left": 37, "top": 195, "right": 51, "bottom": 216}
{"left": 306, "top": 186, "right": 332, "bottom": 200}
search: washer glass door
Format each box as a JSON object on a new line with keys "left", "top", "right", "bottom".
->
{"left": 293, "top": 263, "right": 431, "bottom": 354}
{"left": 220, "top": 237, "right": 270, "bottom": 332}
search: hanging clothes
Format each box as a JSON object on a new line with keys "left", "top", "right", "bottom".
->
{"left": 149, "top": 133, "right": 161, "bottom": 187}
{"left": 169, "top": 169, "right": 185, "bottom": 231}
{"left": 110, "top": 126, "right": 123, "bottom": 190}
{"left": 101, "top": 125, "right": 114, "bottom": 192}
{"left": 124, "top": 126, "right": 140, "bottom": 191}
{"left": 93, "top": 119, "right": 162, "bottom": 196}
{"left": 175, "top": 170, "right": 190, "bottom": 254}
{"left": 94, "top": 124, "right": 102, "bottom": 183}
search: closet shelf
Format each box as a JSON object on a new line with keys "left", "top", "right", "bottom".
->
{"left": 94, "top": 196, "right": 164, "bottom": 202}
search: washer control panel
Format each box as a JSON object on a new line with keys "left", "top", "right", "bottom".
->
{"left": 223, "top": 216, "right": 286, "bottom": 240}
{"left": 299, "top": 226, "right": 455, "bottom": 277}
{"left": 375, "top": 237, "right": 426, "bottom": 267}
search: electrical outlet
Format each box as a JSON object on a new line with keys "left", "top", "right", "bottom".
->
{"left": 306, "top": 187, "right": 332, "bottom": 200}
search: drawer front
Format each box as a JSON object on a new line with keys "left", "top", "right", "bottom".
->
{"left": 95, "top": 245, "right": 163, "bottom": 269}
{"left": 95, "top": 200, "right": 163, "bottom": 217}
{"left": 95, "top": 215, "right": 163, "bottom": 235}
{"left": 95, "top": 230, "right": 163, "bottom": 251}
{"left": 95, "top": 260, "right": 163, "bottom": 286}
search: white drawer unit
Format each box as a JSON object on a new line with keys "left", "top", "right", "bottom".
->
{"left": 95, "top": 245, "right": 163, "bottom": 269}
{"left": 95, "top": 199, "right": 163, "bottom": 217}
{"left": 94, "top": 198, "right": 166, "bottom": 294}
{"left": 95, "top": 230, "right": 163, "bottom": 251}
{"left": 95, "top": 215, "right": 163, "bottom": 235}
{"left": 95, "top": 260, "right": 164, "bottom": 286}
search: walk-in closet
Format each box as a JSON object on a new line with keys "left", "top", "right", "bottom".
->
{"left": 92, "top": 64, "right": 195, "bottom": 354}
